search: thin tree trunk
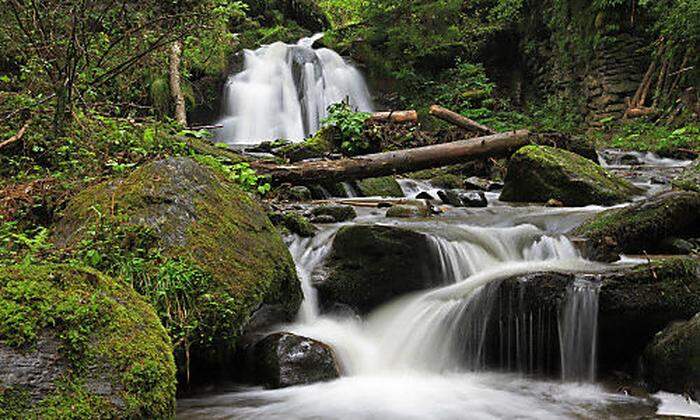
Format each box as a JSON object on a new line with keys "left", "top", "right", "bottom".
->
{"left": 169, "top": 40, "right": 187, "bottom": 126}
{"left": 254, "top": 129, "right": 530, "bottom": 185}
{"left": 369, "top": 110, "right": 418, "bottom": 123}
{"left": 429, "top": 105, "right": 496, "bottom": 135}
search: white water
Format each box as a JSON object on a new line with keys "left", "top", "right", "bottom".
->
{"left": 559, "top": 277, "right": 600, "bottom": 382}
{"left": 217, "top": 34, "right": 373, "bottom": 144}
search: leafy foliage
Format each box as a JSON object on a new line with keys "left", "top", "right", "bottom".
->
{"left": 322, "top": 102, "right": 371, "bottom": 155}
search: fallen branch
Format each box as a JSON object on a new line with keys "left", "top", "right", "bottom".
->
{"left": 253, "top": 129, "right": 530, "bottom": 185}
{"left": 0, "top": 120, "right": 30, "bottom": 150}
{"left": 429, "top": 105, "right": 496, "bottom": 135}
{"left": 369, "top": 110, "right": 418, "bottom": 124}
{"left": 187, "top": 124, "right": 224, "bottom": 131}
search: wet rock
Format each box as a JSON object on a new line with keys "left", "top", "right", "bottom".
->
{"left": 500, "top": 145, "right": 641, "bottom": 206}
{"left": 642, "top": 313, "right": 700, "bottom": 401}
{"left": 251, "top": 332, "right": 340, "bottom": 389}
{"left": 355, "top": 177, "right": 404, "bottom": 197}
{"left": 284, "top": 185, "right": 313, "bottom": 202}
{"left": 310, "top": 214, "right": 337, "bottom": 224}
{"left": 464, "top": 176, "right": 502, "bottom": 192}
{"left": 437, "top": 189, "right": 464, "bottom": 207}
{"left": 619, "top": 153, "right": 642, "bottom": 166}
{"left": 545, "top": 198, "right": 564, "bottom": 207}
{"left": 416, "top": 191, "right": 436, "bottom": 200}
{"left": 310, "top": 205, "right": 357, "bottom": 223}
{"left": 317, "top": 225, "right": 444, "bottom": 313}
{"left": 385, "top": 204, "right": 428, "bottom": 218}
{"left": 673, "top": 159, "right": 700, "bottom": 193}
{"left": 429, "top": 174, "right": 463, "bottom": 190}
{"left": 281, "top": 212, "right": 317, "bottom": 237}
{"left": 572, "top": 191, "right": 700, "bottom": 261}
{"left": 460, "top": 191, "right": 488, "bottom": 208}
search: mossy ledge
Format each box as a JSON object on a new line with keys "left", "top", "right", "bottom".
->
{"left": 55, "top": 157, "right": 302, "bottom": 382}
{"left": 0, "top": 264, "right": 176, "bottom": 418}
{"left": 500, "top": 145, "right": 641, "bottom": 206}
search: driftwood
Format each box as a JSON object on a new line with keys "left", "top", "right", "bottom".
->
{"left": 254, "top": 129, "right": 530, "bottom": 185}
{"left": 429, "top": 105, "right": 496, "bottom": 135}
{"left": 0, "top": 121, "right": 30, "bottom": 150}
{"left": 369, "top": 110, "right": 418, "bottom": 123}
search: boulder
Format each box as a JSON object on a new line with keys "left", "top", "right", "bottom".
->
{"left": 310, "top": 205, "right": 357, "bottom": 223}
{"left": 250, "top": 333, "right": 340, "bottom": 389}
{"left": 55, "top": 158, "right": 302, "bottom": 381}
{"left": 316, "top": 225, "right": 444, "bottom": 313}
{"left": 460, "top": 191, "right": 488, "bottom": 208}
{"left": 464, "top": 176, "right": 503, "bottom": 192}
{"left": 642, "top": 313, "right": 700, "bottom": 401}
{"left": 281, "top": 212, "right": 317, "bottom": 237}
{"left": 429, "top": 174, "right": 463, "bottom": 190}
{"left": 437, "top": 189, "right": 464, "bottom": 207}
{"left": 673, "top": 160, "right": 700, "bottom": 192}
{"left": 355, "top": 177, "right": 404, "bottom": 198}
{"left": 385, "top": 204, "right": 429, "bottom": 218}
{"left": 280, "top": 185, "right": 312, "bottom": 202}
{"left": 531, "top": 133, "right": 600, "bottom": 163}
{"left": 0, "top": 265, "right": 175, "bottom": 418}
{"left": 572, "top": 191, "right": 700, "bottom": 261}
{"left": 500, "top": 145, "right": 640, "bottom": 206}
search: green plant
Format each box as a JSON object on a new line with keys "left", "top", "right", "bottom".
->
{"left": 193, "top": 155, "right": 271, "bottom": 195}
{"left": 322, "top": 102, "right": 371, "bottom": 155}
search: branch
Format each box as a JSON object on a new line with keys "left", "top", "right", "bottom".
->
{"left": 0, "top": 121, "right": 30, "bottom": 150}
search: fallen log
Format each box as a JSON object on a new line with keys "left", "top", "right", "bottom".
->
{"left": 429, "top": 105, "right": 496, "bottom": 135}
{"left": 253, "top": 129, "right": 530, "bottom": 185}
{"left": 369, "top": 110, "right": 418, "bottom": 123}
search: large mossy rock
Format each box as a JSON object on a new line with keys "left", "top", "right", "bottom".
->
{"left": 598, "top": 257, "right": 700, "bottom": 372}
{"left": 56, "top": 158, "right": 301, "bottom": 380}
{"left": 316, "top": 225, "right": 443, "bottom": 313}
{"left": 355, "top": 177, "right": 404, "bottom": 197}
{"left": 0, "top": 265, "right": 176, "bottom": 418}
{"left": 672, "top": 159, "right": 700, "bottom": 192}
{"left": 500, "top": 145, "right": 640, "bottom": 206}
{"left": 248, "top": 332, "right": 340, "bottom": 389}
{"left": 572, "top": 191, "right": 700, "bottom": 261}
{"left": 642, "top": 313, "right": 700, "bottom": 401}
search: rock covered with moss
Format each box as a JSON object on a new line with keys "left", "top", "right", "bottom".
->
{"left": 0, "top": 265, "right": 176, "bottom": 418}
{"left": 55, "top": 158, "right": 302, "bottom": 380}
{"left": 672, "top": 159, "right": 700, "bottom": 192}
{"left": 355, "top": 177, "right": 404, "bottom": 197}
{"left": 642, "top": 313, "right": 700, "bottom": 401}
{"left": 500, "top": 145, "right": 640, "bottom": 206}
{"left": 317, "top": 225, "right": 443, "bottom": 313}
{"left": 572, "top": 191, "right": 700, "bottom": 261}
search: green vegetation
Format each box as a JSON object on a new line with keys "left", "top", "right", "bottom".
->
{"left": 322, "top": 103, "right": 372, "bottom": 155}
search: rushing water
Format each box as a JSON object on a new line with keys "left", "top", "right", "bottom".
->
{"left": 216, "top": 34, "right": 373, "bottom": 144}
{"left": 559, "top": 277, "right": 600, "bottom": 382}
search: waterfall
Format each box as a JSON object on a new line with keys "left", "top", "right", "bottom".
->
{"left": 558, "top": 277, "right": 600, "bottom": 382}
{"left": 217, "top": 34, "right": 373, "bottom": 144}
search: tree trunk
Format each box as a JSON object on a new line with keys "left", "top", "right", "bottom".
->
{"left": 254, "top": 129, "right": 530, "bottom": 185}
{"left": 429, "top": 105, "right": 496, "bottom": 135}
{"left": 369, "top": 110, "right": 418, "bottom": 123}
{"left": 169, "top": 40, "right": 187, "bottom": 126}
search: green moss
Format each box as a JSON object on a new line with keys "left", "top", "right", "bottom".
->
{"left": 282, "top": 212, "right": 317, "bottom": 237}
{"left": 0, "top": 264, "right": 176, "bottom": 418}
{"left": 55, "top": 158, "right": 301, "bottom": 380}
{"left": 310, "top": 205, "right": 357, "bottom": 222}
{"left": 355, "top": 177, "right": 404, "bottom": 197}
{"left": 429, "top": 174, "right": 463, "bottom": 190}
{"left": 673, "top": 160, "right": 700, "bottom": 193}
{"left": 501, "top": 145, "right": 640, "bottom": 206}
{"left": 277, "top": 127, "right": 336, "bottom": 162}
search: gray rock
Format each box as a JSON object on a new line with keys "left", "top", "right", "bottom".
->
{"left": 459, "top": 191, "right": 488, "bottom": 207}
{"left": 437, "top": 189, "right": 464, "bottom": 207}
{"left": 310, "top": 205, "right": 357, "bottom": 222}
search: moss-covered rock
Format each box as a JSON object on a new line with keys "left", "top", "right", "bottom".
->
{"left": 316, "top": 225, "right": 443, "bottom": 313}
{"left": 598, "top": 257, "right": 700, "bottom": 372}
{"left": 500, "top": 145, "right": 640, "bottom": 206}
{"left": 282, "top": 212, "right": 317, "bottom": 237}
{"left": 310, "top": 205, "right": 357, "bottom": 223}
{"left": 672, "top": 159, "right": 700, "bottom": 192}
{"left": 385, "top": 204, "right": 429, "bottom": 218}
{"left": 642, "top": 313, "right": 700, "bottom": 401}
{"left": 572, "top": 191, "right": 700, "bottom": 261}
{"left": 55, "top": 158, "right": 301, "bottom": 382}
{"left": 531, "top": 133, "right": 599, "bottom": 163}
{"left": 0, "top": 264, "right": 176, "bottom": 418}
{"left": 277, "top": 127, "right": 335, "bottom": 162}
{"left": 355, "top": 177, "right": 404, "bottom": 197}
{"left": 429, "top": 174, "right": 464, "bottom": 190}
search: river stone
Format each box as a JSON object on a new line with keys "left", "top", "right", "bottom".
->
{"left": 355, "top": 177, "right": 404, "bottom": 197}
{"left": 252, "top": 332, "right": 340, "bottom": 388}
{"left": 385, "top": 204, "right": 428, "bottom": 218}
{"left": 0, "top": 265, "right": 176, "bottom": 418}
{"left": 437, "top": 189, "right": 464, "bottom": 207}
{"left": 464, "top": 176, "right": 502, "bottom": 192}
{"left": 310, "top": 205, "right": 357, "bottom": 222}
{"left": 500, "top": 145, "right": 641, "bottom": 206}
{"left": 280, "top": 212, "right": 317, "bottom": 237}
{"left": 642, "top": 313, "right": 700, "bottom": 401}
{"left": 429, "top": 174, "right": 463, "bottom": 190}
{"left": 673, "top": 159, "right": 700, "bottom": 192}
{"left": 460, "top": 191, "right": 488, "bottom": 207}
{"left": 572, "top": 191, "right": 700, "bottom": 261}
{"left": 54, "top": 157, "right": 301, "bottom": 382}
{"left": 285, "top": 185, "right": 313, "bottom": 201}
{"left": 317, "top": 225, "right": 444, "bottom": 313}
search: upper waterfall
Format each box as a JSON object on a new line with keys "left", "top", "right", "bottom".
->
{"left": 216, "top": 34, "right": 373, "bottom": 144}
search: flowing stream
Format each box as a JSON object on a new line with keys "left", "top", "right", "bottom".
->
{"left": 216, "top": 34, "right": 373, "bottom": 144}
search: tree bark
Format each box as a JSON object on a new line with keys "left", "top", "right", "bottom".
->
{"left": 169, "top": 40, "right": 187, "bottom": 126}
{"left": 369, "top": 110, "right": 418, "bottom": 123}
{"left": 429, "top": 105, "right": 496, "bottom": 135}
{"left": 254, "top": 129, "right": 530, "bottom": 185}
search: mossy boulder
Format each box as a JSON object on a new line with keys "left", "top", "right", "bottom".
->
{"left": 355, "top": 177, "right": 404, "bottom": 197}
{"left": 385, "top": 204, "right": 429, "bottom": 218}
{"left": 316, "top": 225, "right": 444, "bottom": 313}
{"left": 598, "top": 257, "right": 700, "bottom": 372}
{"left": 672, "top": 160, "right": 700, "bottom": 192}
{"left": 429, "top": 174, "right": 464, "bottom": 190}
{"left": 55, "top": 158, "right": 301, "bottom": 381}
{"left": 282, "top": 212, "right": 317, "bottom": 237}
{"left": 642, "top": 313, "right": 700, "bottom": 401}
{"left": 572, "top": 191, "right": 700, "bottom": 261}
{"left": 0, "top": 265, "right": 175, "bottom": 418}
{"left": 500, "top": 145, "right": 640, "bottom": 206}
{"left": 310, "top": 205, "right": 357, "bottom": 223}
{"left": 277, "top": 127, "right": 335, "bottom": 162}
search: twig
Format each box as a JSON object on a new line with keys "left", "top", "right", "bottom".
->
{"left": 0, "top": 120, "right": 30, "bottom": 150}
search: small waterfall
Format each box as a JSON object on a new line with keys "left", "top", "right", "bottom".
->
{"left": 217, "top": 34, "right": 373, "bottom": 144}
{"left": 558, "top": 277, "right": 600, "bottom": 382}
{"left": 341, "top": 182, "right": 359, "bottom": 198}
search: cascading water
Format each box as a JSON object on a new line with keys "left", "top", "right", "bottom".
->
{"left": 216, "top": 34, "right": 373, "bottom": 144}
{"left": 559, "top": 277, "right": 600, "bottom": 382}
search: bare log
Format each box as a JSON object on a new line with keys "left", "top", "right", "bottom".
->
{"left": 254, "top": 129, "right": 530, "bottom": 185}
{"left": 369, "top": 110, "right": 418, "bottom": 123}
{"left": 429, "top": 105, "right": 496, "bottom": 135}
{"left": 0, "top": 120, "right": 30, "bottom": 150}
{"left": 169, "top": 40, "right": 187, "bottom": 126}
